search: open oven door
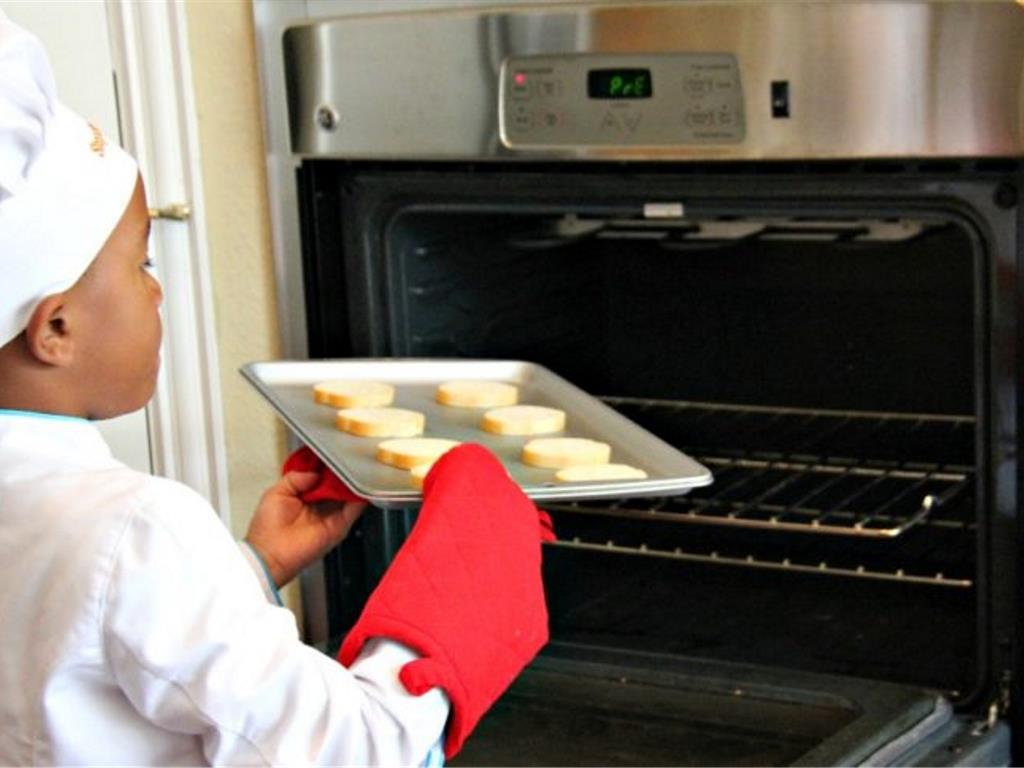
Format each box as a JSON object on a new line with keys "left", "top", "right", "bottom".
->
{"left": 451, "top": 643, "right": 1009, "bottom": 767}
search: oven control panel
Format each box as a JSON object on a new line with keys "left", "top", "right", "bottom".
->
{"left": 499, "top": 54, "right": 745, "bottom": 149}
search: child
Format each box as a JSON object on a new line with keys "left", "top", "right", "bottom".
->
{"left": 0, "top": 15, "right": 550, "bottom": 766}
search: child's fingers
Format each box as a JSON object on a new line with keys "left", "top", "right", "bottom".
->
{"left": 321, "top": 500, "right": 367, "bottom": 541}
{"left": 281, "top": 469, "right": 321, "bottom": 494}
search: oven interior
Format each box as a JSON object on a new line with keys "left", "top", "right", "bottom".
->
{"left": 305, "top": 165, "right": 1016, "bottom": 764}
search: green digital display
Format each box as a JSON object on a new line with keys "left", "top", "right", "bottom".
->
{"left": 588, "top": 68, "right": 653, "bottom": 99}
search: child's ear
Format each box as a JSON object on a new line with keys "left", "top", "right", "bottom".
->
{"left": 23, "top": 293, "right": 74, "bottom": 366}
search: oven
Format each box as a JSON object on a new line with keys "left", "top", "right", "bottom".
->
{"left": 252, "top": 2, "right": 1024, "bottom": 764}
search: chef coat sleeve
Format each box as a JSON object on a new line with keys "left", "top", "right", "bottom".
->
{"left": 236, "top": 540, "right": 448, "bottom": 764}
{"left": 238, "top": 540, "right": 285, "bottom": 606}
{"left": 100, "top": 477, "right": 449, "bottom": 767}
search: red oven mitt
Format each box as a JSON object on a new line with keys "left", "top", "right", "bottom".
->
{"left": 338, "top": 443, "right": 555, "bottom": 758}
{"left": 282, "top": 446, "right": 365, "bottom": 503}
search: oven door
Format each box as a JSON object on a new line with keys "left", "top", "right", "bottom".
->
{"left": 304, "top": 162, "right": 1019, "bottom": 767}
{"left": 452, "top": 644, "right": 1008, "bottom": 767}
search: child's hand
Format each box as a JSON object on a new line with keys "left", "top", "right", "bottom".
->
{"left": 244, "top": 471, "right": 366, "bottom": 588}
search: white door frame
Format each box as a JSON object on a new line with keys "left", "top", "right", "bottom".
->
{"left": 105, "top": 0, "right": 232, "bottom": 524}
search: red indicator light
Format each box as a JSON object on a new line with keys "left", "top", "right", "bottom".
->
{"left": 514, "top": 73, "right": 526, "bottom": 86}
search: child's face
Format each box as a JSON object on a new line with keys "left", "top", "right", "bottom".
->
{"left": 66, "top": 175, "right": 163, "bottom": 419}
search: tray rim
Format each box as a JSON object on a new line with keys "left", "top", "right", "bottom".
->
{"left": 241, "top": 357, "right": 713, "bottom": 507}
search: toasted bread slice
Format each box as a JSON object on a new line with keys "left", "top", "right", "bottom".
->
{"left": 521, "top": 437, "right": 611, "bottom": 469}
{"left": 377, "top": 438, "right": 460, "bottom": 469}
{"left": 314, "top": 380, "right": 395, "bottom": 408}
{"left": 555, "top": 463, "right": 648, "bottom": 482}
{"left": 436, "top": 380, "right": 518, "bottom": 408}
{"left": 335, "top": 407, "right": 424, "bottom": 437}
{"left": 481, "top": 405, "right": 566, "bottom": 436}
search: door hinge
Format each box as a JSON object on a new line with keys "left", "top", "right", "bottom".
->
{"left": 973, "top": 671, "right": 1012, "bottom": 735}
{"left": 998, "top": 669, "right": 1012, "bottom": 715}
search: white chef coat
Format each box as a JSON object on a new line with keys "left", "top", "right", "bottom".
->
{"left": 0, "top": 411, "right": 447, "bottom": 766}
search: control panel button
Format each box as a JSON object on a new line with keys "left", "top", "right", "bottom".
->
{"left": 511, "top": 72, "right": 531, "bottom": 100}
{"left": 622, "top": 112, "right": 642, "bottom": 132}
{"left": 537, "top": 79, "right": 563, "bottom": 99}
{"left": 685, "top": 77, "right": 713, "bottom": 97}
{"left": 685, "top": 109, "right": 714, "bottom": 128}
{"left": 510, "top": 104, "right": 533, "bottom": 132}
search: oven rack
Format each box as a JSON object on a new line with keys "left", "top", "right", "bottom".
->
{"left": 545, "top": 537, "right": 974, "bottom": 589}
{"left": 590, "top": 398, "right": 976, "bottom": 540}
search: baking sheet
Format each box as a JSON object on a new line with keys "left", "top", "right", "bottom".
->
{"left": 241, "top": 359, "right": 712, "bottom": 507}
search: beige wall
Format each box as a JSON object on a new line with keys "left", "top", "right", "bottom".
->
{"left": 183, "top": 0, "right": 301, "bottom": 614}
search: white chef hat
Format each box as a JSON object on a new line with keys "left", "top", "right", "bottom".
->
{"left": 0, "top": 12, "right": 138, "bottom": 348}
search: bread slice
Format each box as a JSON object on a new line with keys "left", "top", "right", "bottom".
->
{"left": 436, "top": 380, "right": 518, "bottom": 408}
{"left": 555, "top": 463, "right": 648, "bottom": 482}
{"left": 377, "top": 438, "right": 460, "bottom": 470}
{"left": 481, "top": 405, "right": 566, "bottom": 436}
{"left": 521, "top": 437, "right": 611, "bottom": 469}
{"left": 314, "top": 380, "right": 394, "bottom": 408}
{"left": 335, "top": 407, "right": 424, "bottom": 437}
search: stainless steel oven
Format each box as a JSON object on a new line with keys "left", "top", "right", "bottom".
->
{"left": 253, "top": 2, "right": 1024, "bottom": 764}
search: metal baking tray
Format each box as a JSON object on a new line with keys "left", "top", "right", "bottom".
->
{"left": 241, "top": 359, "right": 712, "bottom": 508}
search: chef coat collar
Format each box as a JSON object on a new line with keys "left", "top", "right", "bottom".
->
{"left": 0, "top": 408, "right": 117, "bottom": 476}
{"left": 0, "top": 408, "right": 88, "bottom": 423}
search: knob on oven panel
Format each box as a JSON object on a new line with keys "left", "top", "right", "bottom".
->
{"left": 500, "top": 54, "right": 745, "bottom": 149}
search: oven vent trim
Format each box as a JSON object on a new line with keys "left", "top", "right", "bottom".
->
{"left": 511, "top": 215, "right": 940, "bottom": 247}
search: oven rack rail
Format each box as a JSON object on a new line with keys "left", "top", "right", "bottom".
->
{"left": 545, "top": 537, "right": 974, "bottom": 589}
{"left": 593, "top": 397, "right": 976, "bottom": 540}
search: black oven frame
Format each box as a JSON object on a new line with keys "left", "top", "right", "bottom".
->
{"left": 296, "top": 157, "right": 1023, "bottom": 759}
